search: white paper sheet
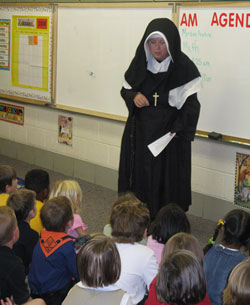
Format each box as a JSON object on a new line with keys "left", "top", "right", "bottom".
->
{"left": 147, "top": 132, "right": 176, "bottom": 157}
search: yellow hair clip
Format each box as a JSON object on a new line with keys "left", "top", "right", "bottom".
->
{"left": 217, "top": 219, "right": 224, "bottom": 226}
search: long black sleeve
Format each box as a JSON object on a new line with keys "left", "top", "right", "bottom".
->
{"left": 170, "top": 93, "right": 200, "bottom": 141}
{"left": 120, "top": 87, "right": 138, "bottom": 115}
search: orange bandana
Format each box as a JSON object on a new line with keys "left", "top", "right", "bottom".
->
{"left": 40, "top": 230, "right": 72, "bottom": 258}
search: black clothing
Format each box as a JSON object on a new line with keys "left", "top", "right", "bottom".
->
{"left": 31, "top": 280, "right": 75, "bottom": 305}
{"left": 124, "top": 18, "right": 200, "bottom": 94}
{"left": 13, "top": 220, "right": 39, "bottom": 274}
{"left": 118, "top": 18, "right": 201, "bottom": 217}
{"left": 0, "top": 245, "right": 30, "bottom": 304}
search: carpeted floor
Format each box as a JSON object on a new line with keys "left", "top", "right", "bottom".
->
{"left": 0, "top": 154, "right": 216, "bottom": 248}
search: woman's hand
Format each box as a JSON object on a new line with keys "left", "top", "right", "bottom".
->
{"left": 134, "top": 93, "right": 149, "bottom": 108}
{"left": 0, "top": 297, "right": 13, "bottom": 305}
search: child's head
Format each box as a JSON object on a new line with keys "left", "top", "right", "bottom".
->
{"left": 156, "top": 250, "right": 206, "bottom": 305}
{"left": 110, "top": 194, "right": 150, "bottom": 243}
{"left": 49, "top": 180, "right": 82, "bottom": 213}
{"left": 77, "top": 234, "right": 120, "bottom": 288}
{"left": 41, "top": 196, "right": 73, "bottom": 232}
{"left": 0, "top": 206, "right": 18, "bottom": 246}
{"left": 149, "top": 203, "right": 191, "bottom": 244}
{"left": 25, "top": 169, "right": 50, "bottom": 202}
{"left": 163, "top": 232, "right": 204, "bottom": 266}
{"left": 0, "top": 165, "right": 17, "bottom": 194}
{"left": 204, "top": 209, "right": 250, "bottom": 254}
{"left": 7, "top": 189, "right": 36, "bottom": 222}
{"left": 223, "top": 260, "right": 250, "bottom": 305}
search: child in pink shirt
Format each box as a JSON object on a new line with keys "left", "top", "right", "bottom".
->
{"left": 147, "top": 204, "right": 190, "bottom": 264}
{"left": 49, "top": 180, "right": 88, "bottom": 237}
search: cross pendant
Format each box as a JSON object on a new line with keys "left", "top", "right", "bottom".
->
{"left": 153, "top": 92, "right": 159, "bottom": 107}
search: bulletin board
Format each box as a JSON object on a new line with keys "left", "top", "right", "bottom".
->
{"left": 0, "top": 4, "right": 54, "bottom": 104}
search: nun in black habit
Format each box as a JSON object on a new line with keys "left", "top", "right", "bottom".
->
{"left": 118, "top": 18, "right": 202, "bottom": 218}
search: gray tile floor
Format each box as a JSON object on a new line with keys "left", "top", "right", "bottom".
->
{"left": 0, "top": 154, "right": 216, "bottom": 248}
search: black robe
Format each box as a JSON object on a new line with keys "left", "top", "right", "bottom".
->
{"left": 118, "top": 19, "right": 201, "bottom": 217}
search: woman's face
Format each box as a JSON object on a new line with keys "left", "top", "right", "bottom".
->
{"left": 148, "top": 37, "right": 169, "bottom": 62}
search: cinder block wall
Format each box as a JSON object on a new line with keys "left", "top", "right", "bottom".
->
{"left": 1, "top": 98, "right": 249, "bottom": 222}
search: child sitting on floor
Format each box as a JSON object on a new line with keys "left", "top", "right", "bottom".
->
{"left": 110, "top": 194, "right": 158, "bottom": 304}
{"left": 223, "top": 260, "right": 250, "bottom": 305}
{"left": 147, "top": 203, "right": 191, "bottom": 264}
{"left": 49, "top": 180, "right": 88, "bottom": 237}
{"left": 7, "top": 189, "right": 39, "bottom": 274}
{"left": 0, "top": 206, "right": 44, "bottom": 305}
{"left": 0, "top": 165, "right": 17, "bottom": 206}
{"left": 28, "top": 196, "right": 79, "bottom": 305}
{"left": 25, "top": 169, "right": 50, "bottom": 235}
{"left": 204, "top": 209, "right": 250, "bottom": 305}
{"left": 152, "top": 250, "right": 207, "bottom": 305}
{"left": 63, "top": 234, "right": 133, "bottom": 305}
{"left": 146, "top": 233, "right": 211, "bottom": 305}
{"left": 103, "top": 193, "right": 147, "bottom": 245}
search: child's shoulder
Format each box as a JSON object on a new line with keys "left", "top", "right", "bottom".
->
{"left": 35, "top": 199, "right": 44, "bottom": 210}
{"left": 38, "top": 231, "right": 76, "bottom": 257}
{"left": 73, "top": 213, "right": 83, "bottom": 222}
{"left": 0, "top": 193, "right": 9, "bottom": 206}
{"left": 18, "top": 221, "right": 39, "bottom": 240}
{"left": 205, "top": 244, "right": 247, "bottom": 261}
{"left": 117, "top": 242, "right": 154, "bottom": 256}
{"left": 0, "top": 245, "right": 25, "bottom": 271}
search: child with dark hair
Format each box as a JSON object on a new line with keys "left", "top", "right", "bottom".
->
{"left": 63, "top": 235, "right": 132, "bottom": 305}
{"left": 204, "top": 209, "right": 250, "bottom": 305}
{"left": 147, "top": 203, "right": 191, "bottom": 264}
{"left": 25, "top": 169, "right": 50, "bottom": 235}
{"left": 154, "top": 250, "right": 207, "bottom": 305}
{"left": 28, "top": 196, "right": 79, "bottom": 305}
{"left": 7, "top": 189, "right": 39, "bottom": 274}
{"left": 0, "top": 165, "right": 17, "bottom": 206}
{"left": 223, "top": 260, "right": 250, "bottom": 305}
{"left": 146, "top": 233, "right": 211, "bottom": 305}
{"left": 110, "top": 194, "right": 158, "bottom": 304}
{"left": 0, "top": 206, "right": 45, "bottom": 305}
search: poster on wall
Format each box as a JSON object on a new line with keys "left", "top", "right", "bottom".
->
{"left": 0, "top": 19, "right": 10, "bottom": 70}
{"left": 11, "top": 15, "right": 49, "bottom": 90}
{"left": 58, "top": 115, "right": 72, "bottom": 146}
{"left": 234, "top": 152, "right": 250, "bottom": 209}
{"left": 0, "top": 101, "right": 24, "bottom": 125}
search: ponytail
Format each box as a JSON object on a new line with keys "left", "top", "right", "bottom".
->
{"left": 203, "top": 219, "right": 224, "bottom": 255}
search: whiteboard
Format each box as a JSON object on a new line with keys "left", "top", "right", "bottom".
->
{"left": 56, "top": 5, "right": 172, "bottom": 118}
{"left": 179, "top": 5, "right": 250, "bottom": 140}
{"left": 0, "top": 5, "right": 53, "bottom": 103}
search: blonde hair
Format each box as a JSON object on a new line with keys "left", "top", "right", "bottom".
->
{"left": 49, "top": 180, "right": 82, "bottom": 213}
{"left": 0, "top": 206, "right": 17, "bottom": 245}
{"left": 223, "top": 260, "right": 250, "bottom": 305}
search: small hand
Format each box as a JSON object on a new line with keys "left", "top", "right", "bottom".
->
{"left": 134, "top": 93, "right": 150, "bottom": 108}
{"left": 0, "top": 297, "right": 13, "bottom": 305}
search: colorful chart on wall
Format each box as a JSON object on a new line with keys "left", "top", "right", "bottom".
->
{"left": 235, "top": 152, "right": 250, "bottom": 209}
{"left": 0, "top": 19, "right": 10, "bottom": 70}
{"left": 0, "top": 5, "right": 53, "bottom": 103}
{"left": 11, "top": 15, "right": 49, "bottom": 91}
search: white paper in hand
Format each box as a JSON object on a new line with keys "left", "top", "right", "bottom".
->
{"left": 147, "top": 132, "right": 176, "bottom": 157}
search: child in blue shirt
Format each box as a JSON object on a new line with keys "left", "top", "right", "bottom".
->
{"left": 204, "top": 209, "right": 250, "bottom": 305}
{"left": 28, "top": 196, "right": 79, "bottom": 305}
